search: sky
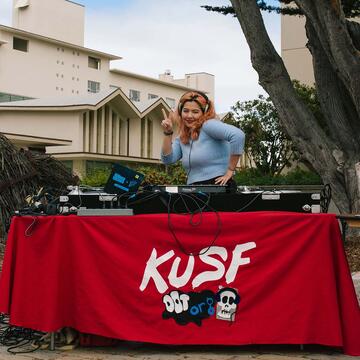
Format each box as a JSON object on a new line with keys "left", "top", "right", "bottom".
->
{"left": 0, "top": 0, "right": 281, "bottom": 113}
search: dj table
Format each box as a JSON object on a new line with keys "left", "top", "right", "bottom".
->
{"left": 60, "top": 188, "right": 323, "bottom": 214}
{"left": 0, "top": 212, "right": 359, "bottom": 355}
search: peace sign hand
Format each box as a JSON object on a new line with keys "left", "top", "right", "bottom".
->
{"left": 161, "top": 108, "right": 175, "bottom": 133}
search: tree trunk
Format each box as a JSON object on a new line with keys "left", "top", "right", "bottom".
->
{"left": 305, "top": 20, "right": 360, "bottom": 213}
{"left": 229, "top": 0, "right": 360, "bottom": 214}
{"left": 294, "top": 0, "right": 360, "bottom": 115}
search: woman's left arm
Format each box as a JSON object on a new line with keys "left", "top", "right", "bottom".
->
{"left": 215, "top": 154, "right": 240, "bottom": 185}
{"left": 202, "top": 120, "right": 245, "bottom": 155}
{"left": 202, "top": 120, "right": 245, "bottom": 185}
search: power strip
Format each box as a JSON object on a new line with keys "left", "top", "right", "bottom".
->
{"left": 77, "top": 208, "right": 133, "bottom": 216}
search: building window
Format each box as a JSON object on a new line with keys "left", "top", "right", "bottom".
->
{"left": 88, "top": 56, "right": 101, "bottom": 70}
{"left": 166, "top": 97, "right": 176, "bottom": 109}
{"left": 13, "top": 37, "right": 28, "bottom": 52}
{"left": 88, "top": 80, "right": 100, "bottom": 93}
{"left": 148, "top": 93, "right": 158, "bottom": 100}
{"left": 129, "top": 89, "right": 140, "bottom": 102}
{"left": 0, "top": 92, "right": 31, "bottom": 103}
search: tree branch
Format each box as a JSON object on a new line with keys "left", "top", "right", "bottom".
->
{"left": 295, "top": 0, "right": 360, "bottom": 114}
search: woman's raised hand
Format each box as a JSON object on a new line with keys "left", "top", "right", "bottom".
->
{"left": 161, "top": 108, "right": 175, "bottom": 133}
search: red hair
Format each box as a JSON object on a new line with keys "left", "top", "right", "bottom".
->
{"left": 175, "top": 91, "right": 216, "bottom": 144}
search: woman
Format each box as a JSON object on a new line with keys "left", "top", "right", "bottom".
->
{"left": 161, "top": 91, "right": 245, "bottom": 187}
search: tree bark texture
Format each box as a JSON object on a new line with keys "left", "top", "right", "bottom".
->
{"left": 229, "top": 0, "right": 360, "bottom": 214}
{"left": 294, "top": 0, "right": 360, "bottom": 114}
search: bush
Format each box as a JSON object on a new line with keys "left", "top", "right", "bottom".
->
{"left": 234, "top": 167, "right": 322, "bottom": 186}
{"left": 81, "top": 168, "right": 111, "bottom": 187}
{"left": 136, "top": 162, "right": 187, "bottom": 185}
{"left": 282, "top": 168, "right": 322, "bottom": 185}
{"left": 80, "top": 163, "right": 321, "bottom": 188}
{"left": 80, "top": 162, "right": 187, "bottom": 187}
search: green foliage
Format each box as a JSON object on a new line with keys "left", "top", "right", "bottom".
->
{"left": 230, "top": 94, "right": 296, "bottom": 176}
{"left": 81, "top": 168, "right": 111, "bottom": 187}
{"left": 80, "top": 162, "right": 320, "bottom": 188}
{"left": 292, "top": 80, "right": 329, "bottom": 134}
{"left": 202, "top": 1, "right": 360, "bottom": 18}
{"left": 202, "top": 1, "right": 300, "bottom": 17}
{"left": 80, "top": 162, "right": 187, "bottom": 188}
{"left": 228, "top": 81, "right": 325, "bottom": 177}
{"left": 234, "top": 167, "right": 322, "bottom": 186}
{"left": 136, "top": 162, "right": 187, "bottom": 185}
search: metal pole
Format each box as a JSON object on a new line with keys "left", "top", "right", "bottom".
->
{"left": 50, "top": 332, "right": 55, "bottom": 351}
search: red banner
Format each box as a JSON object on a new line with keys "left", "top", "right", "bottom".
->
{"left": 0, "top": 212, "right": 359, "bottom": 355}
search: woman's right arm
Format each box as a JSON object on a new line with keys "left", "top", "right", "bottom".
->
{"left": 161, "top": 132, "right": 173, "bottom": 156}
{"left": 161, "top": 137, "right": 182, "bottom": 164}
{"left": 161, "top": 108, "right": 182, "bottom": 164}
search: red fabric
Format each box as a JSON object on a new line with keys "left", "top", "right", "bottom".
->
{"left": 0, "top": 212, "right": 359, "bottom": 355}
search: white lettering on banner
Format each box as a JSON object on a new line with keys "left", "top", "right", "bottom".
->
{"left": 139, "top": 242, "right": 257, "bottom": 294}
{"left": 168, "top": 256, "right": 195, "bottom": 288}
{"left": 226, "top": 242, "right": 257, "bottom": 283}
{"left": 192, "top": 246, "right": 228, "bottom": 288}
{"left": 139, "top": 249, "right": 175, "bottom": 293}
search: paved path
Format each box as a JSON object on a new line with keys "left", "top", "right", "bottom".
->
{"left": 0, "top": 343, "right": 358, "bottom": 360}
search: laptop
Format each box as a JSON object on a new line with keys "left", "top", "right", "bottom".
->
{"left": 104, "top": 163, "right": 145, "bottom": 194}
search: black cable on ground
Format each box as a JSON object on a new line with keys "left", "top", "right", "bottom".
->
{"left": 0, "top": 313, "right": 44, "bottom": 354}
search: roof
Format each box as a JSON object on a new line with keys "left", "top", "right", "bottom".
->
{"left": 0, "top": 24, "right": 121, "bottom": 60}
{"left": 218, "top": 112, "right": 232, "bottom": 121}
{"left": 65, "top": 0, "right": 84, "bottom": 7}
{"left": 185, "top": 72, "right": 215, "bottom": 77}
{"left": 0, "top": 88, "right": 171, "bottom": 117}
{"left": 110, "top": 68, "right": 204, "bottom": 92}
{"left": 0, "top": 88, "right": 117, "bottom": 108}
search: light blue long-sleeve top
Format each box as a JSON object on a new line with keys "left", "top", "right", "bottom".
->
{"left": 161, "top": 119, "right": 245, "bottom": 185}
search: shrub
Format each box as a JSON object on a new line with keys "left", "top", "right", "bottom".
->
{"left": 136, "top": 162, "right": 187, "bottom": 185}
{"left": 80, "top": 163, "right": 321, "bottom": 188}
{"left": 282, "top": 168, "right": 322, "bottom": 185}
{"left": 80, "top": 162, "right": 187, "bottom": 188}
{"left": 234, "top": 167, "right": 322, "bottom": 186}
{"left": 81, "top": 168, "right": 111, "bottom": 187}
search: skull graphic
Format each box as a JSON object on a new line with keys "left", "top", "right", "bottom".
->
{"left": 216, "top": 288, "right": 240, "bottom": 321}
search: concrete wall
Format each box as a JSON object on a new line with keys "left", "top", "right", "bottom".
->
{"left": 281, "top": 13, "right": 359, "bottom": 86}
{"left": 281, "top": 14, "right": 314, "bottom": 85}
{"left": 159, "top": 71, "right": 215, "bottom": 100}
{"left": 12, "top": 0, "right": 85, "bottom": 46}
{"left": 0, "top": 110, "right": 81, "bottom": 151}
{"left": 108, "top": 72, "right": 190, "bottom": 109}
{"left": 172, "top": 73, "right": 215, "bottom": 100}
{"left": 0, "top": 29, "right": 110, "bottom": 98}
{"left": 0, "top": 102, "right": 164, "bottom": 160}
{"left": 0, "top": 27, "right": 210, "bottom": 108}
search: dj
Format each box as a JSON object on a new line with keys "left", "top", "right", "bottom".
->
{"left": 161, "top": 91, "right": 245, "bottom": 187}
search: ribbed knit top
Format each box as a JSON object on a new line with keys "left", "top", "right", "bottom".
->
{"left": 161, "top": 119, "right": 245, "bottom": 184}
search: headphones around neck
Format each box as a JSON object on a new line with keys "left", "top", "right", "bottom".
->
{"left": 178, "top": 91, "right": 210, "bottom": 115}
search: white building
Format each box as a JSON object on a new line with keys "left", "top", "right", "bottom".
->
{"left": 0, "top": 0, "right": 218, "bottom": 177}
{"left": 281, "top": 11, "right": 359, "bottom": 86}
{"left": 281, "top": 14, "right": 314, "bottom": 86}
